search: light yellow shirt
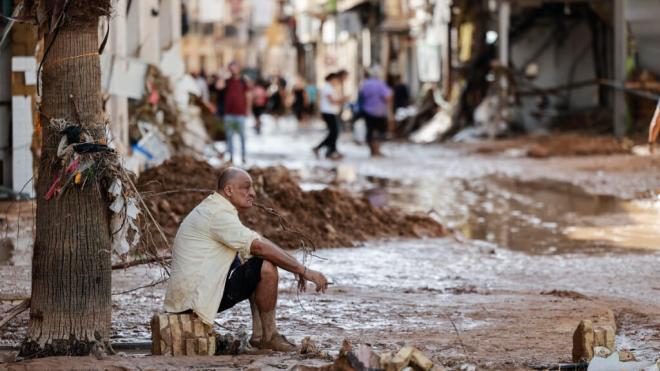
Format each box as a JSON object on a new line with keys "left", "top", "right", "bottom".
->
{"left": 164, "top": 192, "right": 261, "bottom": 325}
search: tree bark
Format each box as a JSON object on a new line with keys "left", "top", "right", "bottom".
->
{"left": 19, "top": 10, "right": 112, "bottom": 357}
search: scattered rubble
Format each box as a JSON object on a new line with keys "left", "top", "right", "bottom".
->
{"left": 573, "top": 319, "right": 616, "bottom": 362}
{"left": 137, "top": 157, "right": 446, "bottom": 250}
{"left": 572, "top": 318, "right": 659, "bottom": 370}
{"left": 333, "top": 341, "right": 443, "bottom": 371}
{"left": 294, "top": 340, "right": 444, "bottom": 371}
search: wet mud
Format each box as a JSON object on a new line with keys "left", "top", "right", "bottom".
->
{"left": 364, "top": 175, "right": 660, "bottom": 254}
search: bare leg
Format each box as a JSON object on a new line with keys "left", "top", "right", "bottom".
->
{"left": 248, "top": 295, "right": 262, "bottom": 347}
{"left": 255, "top": 260, "right": 278, "bottom": 341}
{"left": 254, "top": 260, "right": 296, "bottom": 351}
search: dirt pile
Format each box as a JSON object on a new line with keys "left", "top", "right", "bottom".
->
{"left": 470, "top": 133, "right": 630, "bottom": 158}
{"left": 137, "top": 157, "right": 445, "bottom": 249}
{"left": 527, "top": 134, "right": 630, "bottom": 158}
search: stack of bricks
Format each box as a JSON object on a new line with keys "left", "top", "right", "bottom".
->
{"left": 151, "top": 313, "right": 217, "bottom": 356}
{"left": 572, "top": 319, "right": 616, "bottom": 362}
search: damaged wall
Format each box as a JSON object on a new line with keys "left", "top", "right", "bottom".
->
{"left": 510, "top": 12, "right": 601, "bottom": 132}
{"left": 626, "top": 0, "right": 660, "bottom": 76}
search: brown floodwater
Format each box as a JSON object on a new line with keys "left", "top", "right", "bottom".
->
{"left": 363, "top": 175, "right": 660, "bottom": 254}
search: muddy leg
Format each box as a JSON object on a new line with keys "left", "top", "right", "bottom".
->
{"left": 255, "top": 260, "right": 278, "bottom": 341}
{"left": 249, "top": 295, "right": 262, "bottom": 347}
{"left": 254, "top": 260, "right": 296, "bottom": 352}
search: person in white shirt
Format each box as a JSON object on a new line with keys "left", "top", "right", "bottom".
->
{"left": 313, "top": 72, "right": 346, "bottom": 160}
{"left": 164, "top": 167, "right": 329, "bottom": 352}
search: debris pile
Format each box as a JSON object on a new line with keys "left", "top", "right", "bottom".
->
{"left": 297, "top": 340, "right": 444, "bottom": 371}
{"left": 137, "top": 157, "right": 446, "bottom": 249}
{"left": 572, "top": 319, "right": 659, "bottom": 370}
{"left": 527, "top": 134, "right": 630, "bottom": 158}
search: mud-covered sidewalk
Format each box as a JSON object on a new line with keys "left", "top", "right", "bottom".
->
{"left": 2, "top": 118, "right": 660, "bottom": 369}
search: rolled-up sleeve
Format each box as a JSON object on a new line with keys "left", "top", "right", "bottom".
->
{"left": 208, "top": 209, "right": 260, "bottom": 257}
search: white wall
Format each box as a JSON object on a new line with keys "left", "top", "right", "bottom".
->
{"left": 126, "top": 0, "right": 161, "bottom": 65}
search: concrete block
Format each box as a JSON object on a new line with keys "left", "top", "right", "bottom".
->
{"left": 151, "top": 313, "right": 217, "bottom": 356}
{"left": 411, "top": 349, "right": 434, "bottom": 371}
{"left": 572, "top": 320, "right": 594, "bottom": 362}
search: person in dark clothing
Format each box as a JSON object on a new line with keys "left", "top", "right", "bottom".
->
{"left": 391, "top": 74, "right": 410, "bottom": 115}
{"left": 252, "top": 78, "right": 268, "bottom": 135}
{"left": 292, "top": 76, "right": 307, "bottom": 124}
{"left": 267, "top": 76, "right": 287, "bottom": 118}
{"left": 313, "top": 72, "right": 346, "bottom": 160}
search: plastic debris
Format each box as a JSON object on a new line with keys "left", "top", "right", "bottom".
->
{"left": 107, "top": 179, "right": 141, "bottom": 255}
{"left": 587, "top": 352, "right": 656, "bottom": 371}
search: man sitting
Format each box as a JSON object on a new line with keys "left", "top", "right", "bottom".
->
{"left": 164, "top": 167, "right": 329, "bottom": 352}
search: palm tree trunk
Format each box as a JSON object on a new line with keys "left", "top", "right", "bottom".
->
{"left": 19, "top": 7, "right": 112, "bottom": 357}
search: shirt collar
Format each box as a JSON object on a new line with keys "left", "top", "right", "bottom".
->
{"left": 209, "top": 192, "right": 238, "bottom": 214}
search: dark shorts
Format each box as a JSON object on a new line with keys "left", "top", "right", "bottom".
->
{"left": 253, "top": 106, "right": 265, "bottom": 118}
{"left": 218, "top": 257, "right": 263, "bottom": 312}
{"left": 364, "top": 113, "right": 387, "bottom": 142}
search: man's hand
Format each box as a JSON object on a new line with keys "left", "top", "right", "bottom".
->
{"left": 297, "top": 268, "right": 328, "bottom": 293}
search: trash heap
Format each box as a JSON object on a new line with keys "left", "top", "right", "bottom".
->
{"left": 125, "top": 66, "right": 212, "bottom": 175}
{"left": 137, "top": 157, "right": 446, "bottom": 249}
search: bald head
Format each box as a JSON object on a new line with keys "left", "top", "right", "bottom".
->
{"left": 217, "top": 167, "right": 256, "bottom": 209}
{"left": 218, "top": 167, "right": 246, "bottom": 190}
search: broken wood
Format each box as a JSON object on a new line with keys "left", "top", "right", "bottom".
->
{"left": 0, "top": 299, "right": 30, "bottom": 330}
{"left": 151, "top": 313, "right": 217, "bottom": 356}
{"left": 111, "top": 255, "right": 171, "bottom": 270}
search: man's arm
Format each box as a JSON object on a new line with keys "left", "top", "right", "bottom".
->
{"left": 250, "top": 238, "right": 328, "bottom": 292}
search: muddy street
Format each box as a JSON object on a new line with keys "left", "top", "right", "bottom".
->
{"left": 2, "top": 119, "right": 660, "bottom": 369}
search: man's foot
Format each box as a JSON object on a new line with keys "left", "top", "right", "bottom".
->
{"left": 249, "top": 337, "right": 261, "bottom": 348}
{"left": 260, "top": 334, "right": 297, "bottom": 352}
{"left": 312, "top": 147, "right": 320, "bottom": 159}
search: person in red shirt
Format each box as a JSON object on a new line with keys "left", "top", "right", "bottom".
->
{"left": 223, "top": 61, "right": 251, "bottom": 164}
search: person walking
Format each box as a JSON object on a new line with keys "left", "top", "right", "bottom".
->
{"left": 292, "top": 76, "right": 308, "bottom": 126}
{"left": 252, "top": 78, "right": 268, "bottom": 135}
{"left": 223, "top": 61, "right": 251, "bottom": 164}
{"left": 358, "top": 66, "right": 392, "bottom": 157}
{"left": 313, "top": 72, "right": 345, "bottom": 160}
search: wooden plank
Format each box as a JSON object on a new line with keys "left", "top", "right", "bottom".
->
{"left": 0, "top": 299, "right": 30, "bottom": 330}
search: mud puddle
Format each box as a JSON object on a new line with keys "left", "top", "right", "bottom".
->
{"left": 362, "top": 175, "right": 660, "bottom": 254}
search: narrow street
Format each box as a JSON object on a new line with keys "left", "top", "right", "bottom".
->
{"left": 4, "top": 118, "right": 659, "bottom": 369}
